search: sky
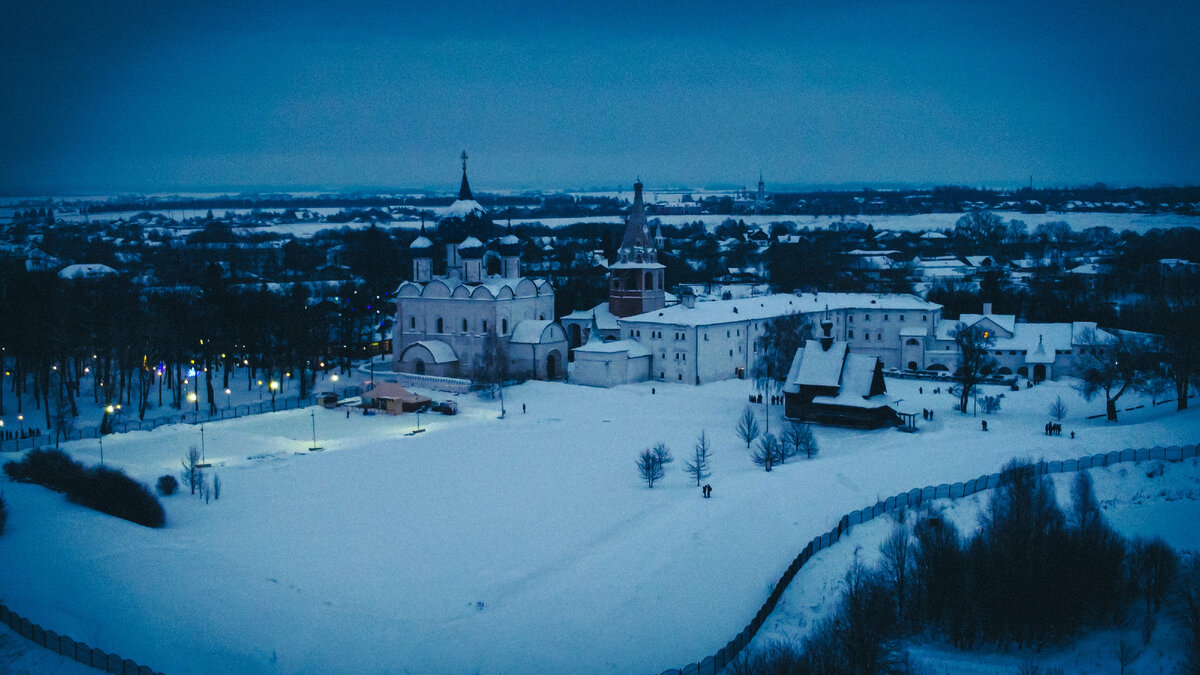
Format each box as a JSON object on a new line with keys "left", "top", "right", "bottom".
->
{"left": 1, "top": 0, "right": 1198, "bottom": 195}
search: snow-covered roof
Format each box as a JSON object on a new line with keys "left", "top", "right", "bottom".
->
{"left": 794, "top": 340, "right": 847, "bottom": 388}
{"left": 58, "top": 263, "right": 118, "bottom": 279}
{"left": 498, "top": 234, "right": 520, "bottom": 245}
{"left": 401, "top": 340, "right": 458, "bottom": 363}
{"left": 509, "top": 320, "right": 560, "bottom": 344}
{"left": 811, "top": 353, "right": 893, "bottom": 409}
{"left": 363, "top": 383, "right": 431, "bottom": 404}
{"left": 899, "top": 326, "right": 928, "bottom": 337}
{"left": 920, "top": 231, "right": 948, "bottom": 239}
{"left": 573, "top": 338, "right": 651, "bottom": 357}
{"left": 441, "top": 199, "right": 485, "bottom": 220}
{"left": 621, "top": 292, "right": 940, "bottom": 327}
{"left": 562, "top": 302, "right": 622, "bottom": 330}
{"left": 410, "top": 235, "right": 433, "bottom": 249}
{"left": 950, "top": 313, "right": 1017, "bottom": 336}
{"left": 457, "top": 236, "right": 484, "bottom": 250}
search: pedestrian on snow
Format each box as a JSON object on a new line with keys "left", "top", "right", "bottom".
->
{"left": 981, "top": 420, "right": 988, "bottom": 432}
{"left": 1070, "top": 431, "right": 1075, "bottom": 439}
{"left": 522, "top": 403, "right": 526, "bottom": 414}
{"left": 919, "top": 387, "right": 923, "bottom": 394}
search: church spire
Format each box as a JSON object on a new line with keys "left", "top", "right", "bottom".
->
{"left": 459, "top": 150, "right": 474, "bottom": 201}
{"left": 620, "top": 178, "right": 651, "bottom": 251}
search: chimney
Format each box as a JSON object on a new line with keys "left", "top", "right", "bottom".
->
{"left": 819, "top": 316, "right": 834, "bottom": 351}
{"left": 982, "top": 302, "right": 993, "bottom": 315}
{"left": 681, "top": 288, "right": 695, "bottom": 309}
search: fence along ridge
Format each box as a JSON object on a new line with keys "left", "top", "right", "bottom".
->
{"left": 0, "top": 601, "right": 164, "bottom": 675}
{"left": 660, "top": 442, "right": 1199, "bottom": 675}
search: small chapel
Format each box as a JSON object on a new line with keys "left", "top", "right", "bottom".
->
{"left": 391, "top": 153, "right": 568, "bottom": 381}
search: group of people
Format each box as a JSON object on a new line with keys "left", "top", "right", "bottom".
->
{"left": 921, "top": 408, "right": 935, "bottom": 421}
{"left": 747, "top": 393, "right": 783, "bottom": 406}
{"left": 1, "top": 427, "right": 40, "bottom": 441}
{"left": 1045, "top": 421, "right": 1073, "bottom": 438}
{"left": 701, "top": 483, "right": 713, "bottom": 498}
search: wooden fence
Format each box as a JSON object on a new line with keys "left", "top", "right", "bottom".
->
{"left": 0, "top": 602, "right": 163, "bottom": 675}
{"left": 658, "top": 442, "right": 1200, "bottom": 675}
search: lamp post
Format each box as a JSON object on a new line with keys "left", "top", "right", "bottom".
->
{"left": 270, "top": 380, "right": 279, "bottom": 411}
{"left": 188, "top": 392, "right": 198, "bottom": 422}
{"left": 309, "top": 411, "right": 321, "bottom": 451}
{"left": 0, "top": 419, "right": 4, "bottom": 451}
{"left": 225, "top": 388, "right": 231, "bottom": 409}
{"left": 200, "top": 423, "right": 205, "bottom": 463}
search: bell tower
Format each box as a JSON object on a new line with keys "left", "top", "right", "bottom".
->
{"left": 609, "top": 179, "right": 666, "bottom": 318}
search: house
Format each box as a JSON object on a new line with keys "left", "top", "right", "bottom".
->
{"left": 782, "top": 317, "right": 896, "bottom": 428}
{"left": 361, "top": 383, "right": 431, "bottom": 414}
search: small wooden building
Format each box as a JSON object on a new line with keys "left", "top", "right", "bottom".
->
{"left": 782, "top": 318, "right": 896, "bottom": 429}
{"left": 361, "top": 383, "right": 432, "bottom": 415}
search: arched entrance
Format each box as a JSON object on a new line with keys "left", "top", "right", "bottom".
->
{"left": 1033, "top": 364, "right": 1046, "bottom": 382}
{"left": 414, "top": 359, "right": 425, "bottom": 375}
{"left": 545, "top": 350, "right": 561, "bottom": 380}
{"left": 907, "top": 361, "right": 918, "bottom": 370}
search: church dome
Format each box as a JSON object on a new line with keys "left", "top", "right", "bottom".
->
{"left": 457, "top": 236, "right": 485, "bottom": 258}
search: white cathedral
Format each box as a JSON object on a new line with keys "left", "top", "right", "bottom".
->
{"left": 391, "top": 154, "right": 568, "bottom": 381}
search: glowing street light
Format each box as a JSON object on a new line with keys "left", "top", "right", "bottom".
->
{"left": 269, "top": 380, "right": 279, "bottom": 411}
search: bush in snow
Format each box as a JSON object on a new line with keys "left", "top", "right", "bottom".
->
{"left": 979, "top": 394, "right": 1001, "bottom": 415}
{"left": 3, "top": 448, "right": 86, "bottom": 493}
{"left": 157, "top": 475, "right": 178, "bottom": 496}
{"left": 67, "top": 466, "right": 165, "bottom": 528}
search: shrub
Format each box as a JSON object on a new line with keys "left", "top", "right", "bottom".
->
{"left": 3, "top": 448, "right": 86, "bottom": 493}
{"left": 156, "top": 475, "right": 178, "bottom": 496}
{"left": 67, "top": 466, "right": 165, "bottom": 528}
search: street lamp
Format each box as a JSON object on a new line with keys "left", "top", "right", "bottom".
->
{"left": 188, "top": 392, "right": 198, "bottom": 422}
{"left": 269, "top": 380, "right": 279, "bottom": 411}
{"left": 225, "top": 388, "right": 231, "bottom": 409}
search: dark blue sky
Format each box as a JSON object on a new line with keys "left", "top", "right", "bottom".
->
{"left": 2, "top": 1, "right": 1198, "bottom": 194}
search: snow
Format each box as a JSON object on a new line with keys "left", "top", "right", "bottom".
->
{"left": 440, "top": 199, "right": 486, "bottom": 219}
{"left": 751, "top": 458, "right": 1200, "bottom": 674}
{"left": 56, "top": 263, "right": 117, "bottom": 279}
{"left": 573, "top": 338, "right": 651, "bottom": 356}
{"left": 794, "top": 340, "right": 847, "bottom": 388}
{"left": 625, "top": 292, "right": 938, "bottom": 327}
{"left": 508, "top": 319, "right": 555, "bottom": 344}
{"left": 0, "top": 373, "right": 1197, "bottom": 673}
{"left": 403, "top": 340, "right": 458, "bottom": 363}
{"left": 409, "top": 235, "right": 433, "bottom": 249}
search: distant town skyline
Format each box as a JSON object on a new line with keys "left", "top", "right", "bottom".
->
{"left": 2, "top": 0, "right": 1199, "bottom": 195}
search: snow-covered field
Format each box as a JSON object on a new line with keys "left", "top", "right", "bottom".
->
{"left": 0, "top": 375, "right": 1196, "bottom": 674}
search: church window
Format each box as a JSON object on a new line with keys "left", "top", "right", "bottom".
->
{"left": 729, "top": 350, "right": 733, "bottom": 357}
{"left": 704, "top": 333, "right": 708, "bottom": 341}
{"left": 922, "top": 314, "right": 928, "bottom": 321}
{"left": 726, "top": 330, "right": 730, "bottom": 338}
{"left": 849, "top": 315, "right": 854, "bottom": 323}
{"left": 502, "top": 319, "right": 508, "bottom": 334}
{"left": 864, "top": 314, "right": 870, "bottom": 321}
{"left": 899, "top": 315, "right": 904, "bottom": 321}
{"left": 539, "top": 314, "right": 544, "bottom": 320}
{"left": 410, "top": 316, "right": 415, "bottom": 329}
{"left": 884, "top": 314, "right": 889, "bottom": 321}
{"left": 483, "top": 320, "right": 488, "bottom": 332}
{"left": 737, "top": 329, "right": 740, "bottom": 336}
{"left": 436, "top": 317, "right": 444, "bottom": 333}
{"left": 849, "top": 329, "right": 854, "bottom": 338}
{"left": 462, "top": 318, "right": 468, "bottom": 332}
{"left": 644, "top": 272, "right": 652, "bottom": 289}
{"left": 877, "top": 333, "right": 882, "bottom": 341}
{"left": 865, "top": 333, "right": 870, "bottom": 341}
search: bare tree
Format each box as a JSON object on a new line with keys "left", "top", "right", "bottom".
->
{"left": 752, "top": 312, "right": 811, "bottom": 433}
{"left": 636, "top": 448, "right": 664, "bottom": 488}
{"left": 950, "top": 322, "right": 996, "bottom": 413}
{"left": 880, "top": 522, "right": 913, "bottom": 621}
{"left": 781, "top": 421, "right": 819, "bottom": 459}
{"left": 736, "top": 407, "right": 760, "bottom": 449}
{"left": 476, "top": 326, "right": 509, "bottom": 417}
{"left": 1149, "top": 300, "right": 1200, "bottom": 411}
{"left": 180, "top": 446, "right": 204, "bottom": 495}
{"left": 684, "top": 432, "right": 712, "bottom": 486}
{"left": 752, "top": 433, "right": 781, "bottom": 471}
{"left": 1075, "top": 328, "right": 1154, "bottom": 422}
{"left": 1049, "top": 395, "right": 1068, "bottom": 422}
